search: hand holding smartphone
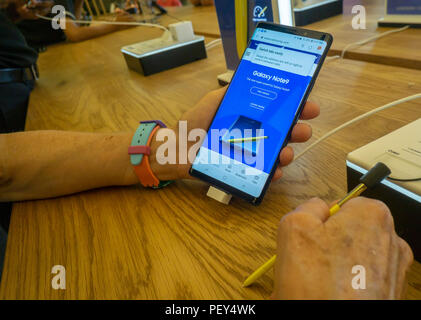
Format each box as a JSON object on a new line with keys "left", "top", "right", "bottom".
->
{"left": 27, "top": 0, "right": 54, "bottom": 10}
{"left": 20, "top": 0, "right": 53, "bottom": 19}
{"left": 190, "top": 22, "right": 332, "bottom": 205}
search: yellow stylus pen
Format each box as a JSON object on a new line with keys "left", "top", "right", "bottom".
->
{"left": 226, "top": 136, "right": 268, "bottom": 143}
{"left": 258, "top": 6, "right": 268, "bottom": 18}
{"left": 242, "top": 162, "right": 391, "bottom": 288}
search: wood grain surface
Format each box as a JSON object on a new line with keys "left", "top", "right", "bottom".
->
{"left": 308, "top": 0, "right": 421, "bottom": 70}
{"left": 160, "top": 1, "right": 421, "bottom": 70}
{"left": 1, "top": 21, "right": 421, "bottom": 299}
{"left": 160, "top": 5, "right": 219, "bottom": 38}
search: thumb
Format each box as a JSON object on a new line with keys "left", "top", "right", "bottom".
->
{"left": 329, "top": 199, "right": 339, "bottom": 208}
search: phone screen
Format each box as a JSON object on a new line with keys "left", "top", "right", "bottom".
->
{"left": 191, "top": 24, "right": 331, "bottom": 203}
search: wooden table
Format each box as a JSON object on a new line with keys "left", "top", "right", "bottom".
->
{"left": 309, "top": 0, "right": 421, "bottom": 70}
{"left": 1, "top": 23, "right": 421, "bottom": 300}
{"left": 160, "top": 1, "right": 421, "bottom": 70}
{"left": 161, "top": 5, "right": 219, "bottom": 38}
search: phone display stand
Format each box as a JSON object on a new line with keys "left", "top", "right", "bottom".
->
{"left": 294, "top": 0, "right": 343, "bottom": 26}
{"left": 377, "top": 0, "right": 421, "bottom": 28}
{"left": 207, "top": 186, "right": 232, "bottom": 205}
{"left": 217, "top": 70, "right": 234, "bottom": 86}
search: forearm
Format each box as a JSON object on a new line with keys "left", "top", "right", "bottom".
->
{"left": 64, "top": 19, "right": 119, "bottom": 42}
{"left": 0, "top": 131, "right": 138, "bottom": 201}
{"left": 74, "top": 0, "right": 84, "bottom": 19}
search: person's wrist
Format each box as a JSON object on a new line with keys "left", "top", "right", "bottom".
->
{"left": 149, "top": 127, "right": 184, "bottom": 181}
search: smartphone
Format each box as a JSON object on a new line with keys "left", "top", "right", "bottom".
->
{"left": 190, "top": 22, "right": 332, "bottom": 205}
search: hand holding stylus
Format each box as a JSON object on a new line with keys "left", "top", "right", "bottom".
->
{"left": 243, "top": 162, "right": 395, "bottom": 287}
{"left": 269, "top": 197, "right": 413, "bottom": 299}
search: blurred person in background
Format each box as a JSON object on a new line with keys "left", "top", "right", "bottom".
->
{"left": 17, "top": 0, "right": 136, "bottom": 50}
{"left": 0, "top": 0, "right": 52, "bottom": 279}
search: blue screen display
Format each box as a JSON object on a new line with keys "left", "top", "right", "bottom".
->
{"left": 387, "top": 0, "right": 421, "bottom": 15}
{"left": 192, "top": 28, "right": 327, "bottom": 198}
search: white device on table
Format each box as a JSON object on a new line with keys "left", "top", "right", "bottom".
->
{"left": 346, "top": 118, "right": 421, "bottom": 261}
{"left": 272, "top": 0, "right": 295, "bottom": 25}
{"left": 121, "top": 21, "right": 206, "bottom": 76}
{"left": 347, "top": 119, "right": 421, "bottom": 202}
{"left": 378, "top": 0, "right": 421, "bottom": 27}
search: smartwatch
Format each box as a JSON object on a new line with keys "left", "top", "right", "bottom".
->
{"left": 128, "top": 120, "right": 172, "bottom": 188}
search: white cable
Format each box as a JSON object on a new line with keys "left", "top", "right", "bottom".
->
{"left": 206, "top": 43, "right": 222, "bottom": 50}
{"left": 325, "top": 55, "right": 340, "bottom": 61}
{"left": 340, "top": 25, "right": 409, "bottom": 59}
{"left": 295, "top": 93, "right": 421, "bottom": 160}
{"left": 325, "top": 25, "right": 410, "bottom": 62}
{"left": 35, "top": 13, "right": 168, "bottom": 31}
{"left": 207, "top": 38, "right": 221, "bottom": 46}
{"left": 65, "top": 11, "right": 76, "bottom": 20}
{"left": 205, "top": 38, "right": 221, "bottom": 49}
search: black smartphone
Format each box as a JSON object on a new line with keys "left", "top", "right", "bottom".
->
{"left": 189, "top": 22, "right": 332, "bottom": 205}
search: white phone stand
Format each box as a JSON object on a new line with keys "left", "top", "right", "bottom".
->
{"left": 207, "top": 186, "right": 232, "bottom": 205}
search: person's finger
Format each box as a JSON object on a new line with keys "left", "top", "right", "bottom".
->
{"left": 272, "top": 168, "right": 283, "bottom": 181}
{"left": 394, "top": 237, "right": 413, "bottom": 299}
{"left": 194, "top": 86, "right": 227, "bottom": 115}
{"left": 299, "top": 101, "right": 320, "bottom": 120}
{"left": 290, "top": 123, "right": 312, "bottom": 143}
{"left": 272, "top": 147, "right": 294, "bottom": 181}
{"left": 20, "top": 5, "right": 30, "bottom": 13}
{"left": 329, "top": 197, "right": 396, "bottom": 235}
{"left": 209, "top": 86, "right": 228, "bottom": 101}
{"left": 328, "top": 199, "right": 339, "bottom": 208}
{"left": 290, "top": 197, "right": 330, "bottom": 223}
{"left": 336, "top": 197, "right": 392, "bottom": 221}
{"left": 279, "top": 146, "right": 294, "bottom": 166}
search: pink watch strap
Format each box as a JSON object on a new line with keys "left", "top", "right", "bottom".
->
{"left": 128, "top": 145, "right": 151, "bottom": 156}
